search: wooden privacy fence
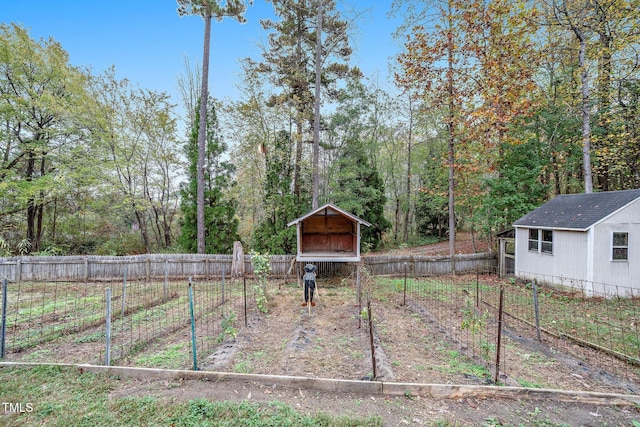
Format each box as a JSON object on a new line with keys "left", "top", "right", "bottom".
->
{"left": 0, "top": 252, "right": 496, "bottom": 282}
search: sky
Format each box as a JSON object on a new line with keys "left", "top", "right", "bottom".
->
{"left": 2, "top": 0, "right": 403, "bottom": 107}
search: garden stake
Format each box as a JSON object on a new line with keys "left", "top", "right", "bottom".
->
{"left": 105, "top": 288, "right": 111, "bottom": 366}
{"left": 403, "top": 263, "right": 407, "bottom": 306}
{"left": 164, "top": 260, "right": 168, "bottom": 303}
{"left": 188, "top": 278, "right": 198, "bottom": 371}
{"left": 532, "top": 280, "right": 541, "bottom": 341}
{"left": 121, "top": 266, "right": 128, "bottom": 318}
{"left": 243, "top": 276, "right": 247, "bottom": 327}
{"left": 1, "top": 279, "right": 7, "bottom": 359}
{"left": 368, "top": 299, "right": 377, "bottom": 379}
{"left": 494, "top": 285, "right": 504, "bottom": 385}
{"left": 222, "top": 264, "right": 225, "bottom": 304}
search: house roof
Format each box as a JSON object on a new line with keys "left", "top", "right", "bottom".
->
{"left": 513, "top": 189, "right": 640, "bottom": 231}
{"left": 287, "top": 203, "right": 372, "bottom": 227}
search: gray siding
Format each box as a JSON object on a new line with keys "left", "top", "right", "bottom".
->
{"left": 515, "top": 228, "right": 588, "bottom": 283}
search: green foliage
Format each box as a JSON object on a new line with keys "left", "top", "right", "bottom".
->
{"left": 325, "top": 79, "right": 391, "bottom": 251}
{"left": 415, "top": 191, "right": 449, "bottom": 238}
{"left": 0, "top": 237, "right": 11, "bottom": 256}
{"left": 252, "top": 131, "right": 306, "bottom": 255}
{"left": 479, "top": 139, "right": 550, "bottom": 236}
{"left": 254, "top": 285, "right": 268, "bottom": 313}
{"left": 179, "top": 99, "right": 240, "bottom": 254}
{"left": 251, "top": 251, "right": 271, "bottom": 279}
{"left": 95, "top": 233, "right": 147, "bottom": 256}
{"left": 251, "top": 251, "right": 271, "bottom": 312}
{"left": 0, "top": 365, "right": 383, "bottom": 426}
{"left": 135, "top": 344, "right": 187, "bottom": 369}
{"left": 218, "top": 311, "right": 238, "bottom": 343}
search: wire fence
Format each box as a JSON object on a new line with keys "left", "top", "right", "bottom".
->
{"left": 0, "top": 273, "right": 259, "bottom": 369}
{"left": 387, "top": 269, "right": 640, "bottom": 384}
{"left": 2, "top": 259, "right": 639, "bottom": 384}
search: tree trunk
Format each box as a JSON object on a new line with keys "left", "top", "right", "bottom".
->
{"left": 134, "top": 208, "right": 151, "bottom": 253}
{"left": 403, "top": 98, "right": 413, "bottom": 244}
{"left": 197, "top": 10, "right": 212, "bottom": 253}
{"left": 596, "top": 24, "right": 612, "bottom": 191}
{"left": 447, "top": 0, "right": 456, "bottom": 273}
{"left": 292, "top": 8, "right": 304, "bottom": 203}
{"left": 578, "top": 31, "right": 593, "bottom": 194}
{"left": 26, "top": 150, "right": 36, "bottom": 253}
{"left": 312, "top": 0, "right": 323, "bottom": 210}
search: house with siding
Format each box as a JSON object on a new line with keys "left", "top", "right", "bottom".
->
{"left": 513, "top": 189, "right": 640, "bottom": 296}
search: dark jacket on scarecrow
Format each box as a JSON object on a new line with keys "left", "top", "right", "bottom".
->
{"left": 302, "top": 264, "right": 317, "bottom": 306}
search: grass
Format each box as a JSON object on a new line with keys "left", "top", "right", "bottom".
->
{"left": 434, "top": 348, "right": 491, "bottom": 380}
{"left": 0, "top": 365, "right": 384, "bottom": 427}
{"left": 135, "top": 343, "right": 188, "bottom": 369}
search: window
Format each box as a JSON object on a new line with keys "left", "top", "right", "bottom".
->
{"left": 528, "top": 229, "right": 539, "bottom": 251}
{"left": 612, "top": 232, "right": 628, "bottom": 261}
{"left": 527, "top": 228, "right": 553, "bottom": 254}
{"left": 541, "top": 230, "right": 553, "bottom": 254}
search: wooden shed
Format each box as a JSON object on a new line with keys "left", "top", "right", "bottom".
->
{"left": 287, "top": 204, "right": 371, "bottom": 263}
{"left": 513, "top": 189, "right": 640, "bottom": 296}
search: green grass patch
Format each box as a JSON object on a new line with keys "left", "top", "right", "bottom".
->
{"left": 135, "top": 343, "right": 188, "bottom": 369}
{"left": 434, "top": 349, "right": 491, "bottom": 379}
{"left": 0, "top": 366, "right": 383, "bottom": 426}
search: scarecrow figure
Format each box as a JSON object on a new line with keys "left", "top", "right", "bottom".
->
{"left": 302, "top": 263, "right": 317, "bottom": 307}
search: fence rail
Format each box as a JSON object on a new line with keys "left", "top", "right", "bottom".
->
{"left": 0, "top": 252, "right": 496, "bottom": 282}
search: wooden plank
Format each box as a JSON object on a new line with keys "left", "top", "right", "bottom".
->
{"left": 1, "top": 362, "right": 637, "bottom": 406}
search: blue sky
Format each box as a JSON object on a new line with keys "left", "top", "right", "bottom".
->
{"left": 2, "top": 0, "right": 402, "bottom": 105}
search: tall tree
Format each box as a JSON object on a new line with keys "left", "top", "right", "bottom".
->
{"left": 177, "top": 0, "right": 251, "bottom": 253}
{"left": 329, "top": 135, "right": 390, "bottom": 251}
{"left": 88, "top": 69, "right": 181, "bottom": 253}
{"left": 252, "top": 130, "right": 300, "bottom": 254}
{"left": 327, "top": 79, "right": 391, "bottom": 251}
{"left": 0, "top": 24, "right": 90, "bottom": 253}
{"left": 258, "top": 0, "right": 358, "bottom": 205}
{"left": 179, "top": 99, "right": 239, "bottom": 253}
{"left": 396, "top": 0, "right": 471, "bottom": 266}
{"left": 550, "top": 0, "right": 595, "bottom": 193}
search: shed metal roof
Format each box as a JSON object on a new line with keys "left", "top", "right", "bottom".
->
{"left": 513, "top": 189, "right": 640, "bottom": 231}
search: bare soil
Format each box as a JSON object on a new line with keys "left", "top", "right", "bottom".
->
{"left": 108, "top": 277, "right": 640, "bottom": 426}
{"left": 11, "top": 234, "right": 640, "bottom": 425}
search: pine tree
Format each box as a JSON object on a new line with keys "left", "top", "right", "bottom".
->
{"left": 330, "top": 137, "right": 390, "bottom": 251}
{"left": 179, "top": 100, "right": 239, "bottom": 254}
{"left": 252, "top": 131, "right": 305, "bottom": 254}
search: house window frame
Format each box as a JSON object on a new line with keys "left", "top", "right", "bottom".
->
{"left": 528, "top": 228, "right": 539, "bottom": 252}
{"left": 612, "top": 231, "right": 629, "bottom": 261}
{"left": 541, "top": 229, "right": 553, "bottom": 254}
{"left": 527, "top": 228, "right": 553, "bottom": 254}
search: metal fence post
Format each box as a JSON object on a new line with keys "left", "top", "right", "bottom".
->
{"left": 121, "top": 265, "right": 128, "bottom": 317}
{"left": 105, "top": 288, "right": 112, "bottom": 366}
{"left": 188, "top": 278, "right": 198, "bottom": 371}
{"left": 221, "top": 264, "right": 225, "bottom": 304}
{"left": 494, "top": 285, "right": 505, "bottom": 385}
{"left": 1, "top": 279, "right": 8, "bottom": 359}
{"left": 243, "top": 276, "right": 248, "bottom": 327}
{"left": 164, "top": 260, "right": 168, "bottom": 303}
{"left": 532, "top": 280, "right": 542, "bottom": 341}
{"left": 403, "top": 263, "right": 407, "bottom": 306}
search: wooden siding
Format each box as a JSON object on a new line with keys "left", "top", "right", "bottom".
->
{"left": 302, "top": 233, "right": 354, "bottom": 253}
{"left": 303, "top": 215, "right": 353, "bottom": 233}
{"left": 0, "top": 253, "right": 496, "bottom": 282}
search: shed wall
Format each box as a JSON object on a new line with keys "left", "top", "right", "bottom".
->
{"left": 515, "top": 228, "right": 588, "bottom": 282}
{"left": 591, "top": 198, "right": 640, "bottom": 292}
